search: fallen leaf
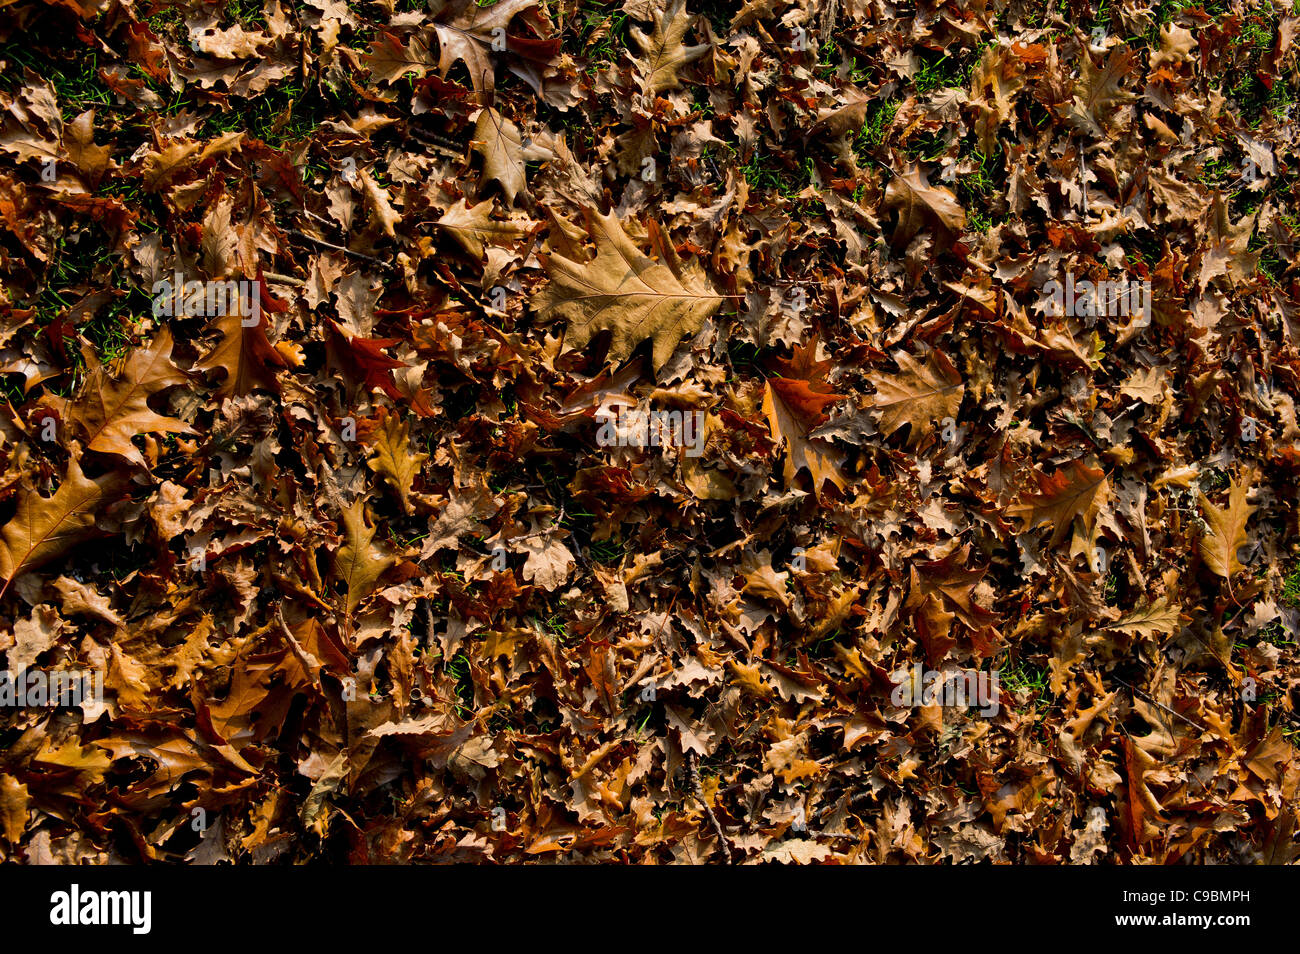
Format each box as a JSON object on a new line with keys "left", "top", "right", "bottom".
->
{"left": 533, "top": 208, "right": 722, "bottom": 370}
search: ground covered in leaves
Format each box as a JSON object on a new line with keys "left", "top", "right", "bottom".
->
{"left": 0, "top": 0, "right": 1299, "bottom": 864}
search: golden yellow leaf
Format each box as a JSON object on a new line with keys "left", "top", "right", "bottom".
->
{"left": 332, "top": 499, "right": 397, "bottom": 614}
{"left": 1198, "top": 472, "right": 1255, "bottom": 582}
{"left": 366, "top": 409, "right": 428, "bottom": 514}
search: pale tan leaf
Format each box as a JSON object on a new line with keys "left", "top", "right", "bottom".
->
{"left": 870, "top": 350, "right": 964, "bottom": 446}
{"left": 435, "top": 197, "right": 528, "bottom": 260}
{"left": 629, "top": 0, "right": 708, "bottom": 96}
{"left": 359, "top": 168, "right": 401, "bottom": 238}
{"left": 532, "top": 209, "right": 722, "bottom": 370}
{"left": 1105, "top": 598, "right": 1184, "bottom": 639}
{"left": 472, "top": 108, "right": 550, "bottom": 207}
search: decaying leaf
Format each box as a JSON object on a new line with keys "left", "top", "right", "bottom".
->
{"left": 1009, "top": 460, "right": 1109, "bottom": 548}
{"left": 332, "top": 499, "right": 398, "bottom": 614}
{"left": 366, "top": 407, "right": 428, "bottom": 514}
{"left": 763, "top": 379, "right": 846, "bottom": 498}
{"left": 883, "top": 163, "right": 966, "bottom": 246}
{"left": 472, "top": 108, "right": 551, "bottom": 207}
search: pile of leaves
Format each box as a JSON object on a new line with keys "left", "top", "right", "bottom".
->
{"left": 0, "top": 0, "right": 1298, "bottom": 864}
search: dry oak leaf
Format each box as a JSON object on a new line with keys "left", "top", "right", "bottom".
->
{"left": 762, "top": 380, "right": 846, "bottom": 499}
{"left": 768, "top": 375, "right": 842, "bottom": 426}
{"left": 532, "top": 208, "right": 722, "bottom": 371}
{"left": 200, "top": 644, "right": 310, "bottom": 751}
{"left": 883, "top": 163, "right": 966, "bottom": 246}
{"left": 432, "top": 0, "right": 552, "bottom": 93}
{"left": 362, "top": 30, "right": 436, "bottom": 85}
{"left": 52, "top": 574, "right": 123, "bottom": 627}
{"left": 196, "top": 309, "right": 288, "bottom": 399}
{"left": 1065, "top": 46, "right": 1136, "bottom": 138}
{"left": 421, "top": 484, "right": 500, "bottom": 559}
{"left": 192, "top": 23, "right": 266, "bottom": 58}
{"left": 472, "top": 108, "right": 550, "bottom": 207}
{"left": 59, "top": 327, "right": 194, "bottom": 468}
{"left": 968, "top": 44, "right": 1025, "bottom": 155}
{"left": 1008, "top": 459, "right": 1109, "bottom": 547}
{"left": 681, "top": 413, "right": 737, "bottom": 500}
{"left": 630, "top": 0, "right": 709, "bottom": 97}
{"left": 7, "top": 604, "right": 63, "bottom": 675}
{"left": 1198, "top": 472, "right": 1255, "bottom": 583}
{"left": 761, "top": 840, "right": 833, "bottom": 865}
{"left": 96, "top": 731, "right": 233, "bottom": 790}
{"left": 0, "top": 775, "right": 28, "bottom": 844}
{"left": 435, "top": 197, "right": 528, "bottom": 260}
{"left": 0, "top": 456, "right": 127, "bottom": 595}
{"left": 63, "top": 109, "right": 111, "bottom": 189}
{"left": 1104, "top": 597, "right": 1185, "bottom": 639}
{"left": 764, "top": 735, "right": 823, "bottom": 784}
{"left": 35, "top": 738, "right": 112, "bottom": 778}
{"left": 871, "top": 349, "right": 964, "bottom": 445}
{"left": 140, "top": 131, "right": 243, "bottom": 192}
{"left": 108, "top": 641, "right": 153, "bottom": 711}
{"left": 332, "top": 499, "right": 398, "bottom": 614}
{"left": 366, "top": 408, "right": 428, "bottom": 514}
{"left": 519, "top": 533, "right": 575, "bottom": 591}
{"left": 358, "top": 168, "right": 401, "bottom": 238}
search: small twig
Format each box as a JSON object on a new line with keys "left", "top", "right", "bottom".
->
{"left": 406, "top": 125, "right": 465, "bottom": 159}
{"left": 688, "top": 752, "right": 733, "bottom": 864}
{"left": 286, "top": 228, "right": 395, "bottom": 271}
{"left": 301, "top": 208, "right": 337, "bottom": 230}
{"left": 263, "top": 271, "right": 305, "bottom": 286}
{"left": 1108, "top": 673, "right": 1208, "bottom": 734}
{"left": 276, "top": 602, "right": 321, "bottom": 691}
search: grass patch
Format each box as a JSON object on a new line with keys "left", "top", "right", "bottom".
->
{"left": 1000, "top": 657, "right": 1050, "bottom": 700}
{"left": 738, "top": 145, "right": 819, "bottom": 209}
{"left": 855, "top": 99, "right": 899, "bottom": 158}
{"left": 576, "top": 0, "right": 630, "bottom": 72}
{"left": 444, "top": 652, "right": 475, "bottom": 717}
{"left": 589, "top": 534, "right": 626, "bottom": 566}
{"left": 1282, "top": 565, "right": 1300, "bottom": 606}
{"left": 912, "top": 43, "right": 990, "bottom": 97}
{"left": 904, "top": 130, "right": 950, "bottom": 164}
